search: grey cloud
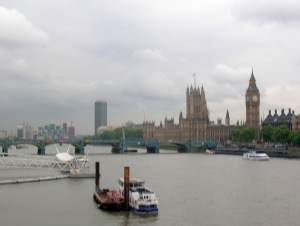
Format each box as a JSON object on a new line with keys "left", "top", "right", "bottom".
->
{"left": 0, "top": 1, "right": 299, "bottom": 134}
{"left": 0, "top": 7, "right": 49, "bottom": 48}
{"left": 207, "top": 65, "right": 251, "bottom": 102}
{"left": 231, "top": 0, "right": 300, "bottom": 24}
{"left": 132, "top": 49, "right": 168, "bottom": 61}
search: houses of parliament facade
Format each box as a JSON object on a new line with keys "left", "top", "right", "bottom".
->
{"left": 143, "top": 70, "right": 260, "bottom": 142}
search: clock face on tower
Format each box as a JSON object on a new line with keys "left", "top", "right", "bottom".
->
{"left": 252, "top": 95, "right": 258, "bottom": 102}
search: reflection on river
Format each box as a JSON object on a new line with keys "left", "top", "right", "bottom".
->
{"left": 1, "top": 144, "right": 300, "bottom": 226}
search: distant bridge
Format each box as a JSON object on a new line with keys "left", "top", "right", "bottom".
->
{"left": 0, "top": 138, "right": 219, "bottom": 155}
{"left": 85, "top": 138, "right": 219, "bottom": 153}
{"left": 85, "top": 139, "right": 160, "bottom": 153}
{"left": 0, "top": 140, "right": 86, "bottom": 155}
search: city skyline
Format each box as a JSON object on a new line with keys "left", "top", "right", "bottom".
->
{"left": 1, "top": 1, "right": 300, "bottom": 135}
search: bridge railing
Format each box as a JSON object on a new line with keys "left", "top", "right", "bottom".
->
{"left": 189, "top": 137, "right": 219, "bottom": 143}
{"left": 0, "top": 153, "right": 72, "bottom": 170}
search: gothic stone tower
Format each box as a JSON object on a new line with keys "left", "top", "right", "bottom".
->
{"left": 186, "top": 84, "right": 209, "bottom": 138}
{"left": 186, "top": 85, "right": 209, "bottom": 119}
{"left": 245, "top": 69, "right": 260, "bottom": 139}
{"left": 225, "top": 110, "right": 230, "bottom": 126}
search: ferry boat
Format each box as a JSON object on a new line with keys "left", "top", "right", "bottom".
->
{"left": 118, "top": 177, "right": 158, "bottom": 214}
{"left": 206, "top": 149, "right": 215, "bottom": 154}
{"left": 242, "top": 151, "right": 270, "bottom": 161}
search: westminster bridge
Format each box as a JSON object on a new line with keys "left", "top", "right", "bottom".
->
{"left": 0, "top": 138, "right": 219, "bottom": 155}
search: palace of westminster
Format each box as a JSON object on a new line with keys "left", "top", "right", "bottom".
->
{"left": 143, "top": 70, "right": 300, "bottom": 142}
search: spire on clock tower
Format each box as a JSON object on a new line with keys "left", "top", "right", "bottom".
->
{"left": 247, "top": 68, "right": 259, "bottom": 92}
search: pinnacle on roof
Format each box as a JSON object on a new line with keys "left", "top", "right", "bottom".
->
{"left": 250, "top": 67, "right": 256, "bottom": 81}
{"left": 201, "top": 84, "right": 205, "bottom": 96}
{"left": 179, "top": 111, "right": 183, "bottom": 119}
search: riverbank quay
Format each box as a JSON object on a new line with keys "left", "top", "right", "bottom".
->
{"left": 214, "top": 147, "right": 300, "bottom": 158}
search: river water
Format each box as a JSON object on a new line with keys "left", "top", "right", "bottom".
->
{"left": 1, "top": 144, "right": 300, "bottom": 226}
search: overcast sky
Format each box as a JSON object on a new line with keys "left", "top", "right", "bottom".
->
{"left": 1, "top": 0, "right": 300, "bottom": 135}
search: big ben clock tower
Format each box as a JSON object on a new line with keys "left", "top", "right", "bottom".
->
{"left": 245, "top": 69, "right": 260, "bottom": 139}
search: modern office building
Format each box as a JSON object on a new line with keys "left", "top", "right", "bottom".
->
{"left": 68, "top": 126, "right": 75, "bottom": 136}
{"left": 62, "top": 123, "right": 67, "bottom": 133}
{"left": 95, "top": 100, "right": 107, "bottom": 134}
{"left": 16, "top": 123, "right": 34, "bottom": 139}
{"left": 0, "top": 130, "right": 8, "bottom": 139}
{"left": 36, "top": 122, "right": 75, "bottom": 140}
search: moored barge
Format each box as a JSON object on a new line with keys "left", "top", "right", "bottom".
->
{"left": 93, "top": 188, "right": 124, "bottom": 210}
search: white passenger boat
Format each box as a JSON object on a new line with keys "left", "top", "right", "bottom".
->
{"left": 242, "top": 151, "right": 270, "bottom": 161}
{"left": 206, "top": 149, "right": 215, "bottom": 154}
{"left": 118, "top": 177, "right": 158, "bottom": 214}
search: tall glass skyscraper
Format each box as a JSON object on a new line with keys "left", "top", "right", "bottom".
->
{"left": 94, "top": 100, "right": 107, "bottom": 134}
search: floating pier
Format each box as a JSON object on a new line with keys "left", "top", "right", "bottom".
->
{"left": 69, "top": 168, "right": 95, "bottom": 178}
{"left": 0, "top": 153, "right": 72, "bottom": 170}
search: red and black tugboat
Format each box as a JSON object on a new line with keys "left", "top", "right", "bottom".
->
{"left": 93, "top": 162, "right": 124, "bottom": 210}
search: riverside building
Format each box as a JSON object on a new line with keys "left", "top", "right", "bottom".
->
{"left": 143, "top": 71, "right": 260, "bottom": 142}
{"left": 262, "top": 108, "right": 300, "bottom": 131}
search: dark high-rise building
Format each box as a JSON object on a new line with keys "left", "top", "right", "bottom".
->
{"left": 62, "top": 123, "right": 67, "bottom": 133}
{"left": 68, "top": 126, "right": 75, "bottom": 136}
{"left": 95, "top": 100, "right": 107, "bottom": 134}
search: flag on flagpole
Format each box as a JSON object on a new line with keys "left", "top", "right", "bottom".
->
{"left": 192, "top": 73, "right": 195, "bottom": 76}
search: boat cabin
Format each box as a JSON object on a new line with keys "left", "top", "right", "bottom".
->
{"left": 118, "top": 178, "right": 155, "bottom": 194}
{"left": 118, "top": 178, "right": 145, "bottom": 188}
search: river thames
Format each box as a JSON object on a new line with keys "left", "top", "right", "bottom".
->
{"left": 1, "top": 144, "right": 300, "bottom": 226}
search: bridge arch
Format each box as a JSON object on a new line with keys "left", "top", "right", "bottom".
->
{"left": 0, "top": 140, "right": 87, "bottom": 155}
{"left": 158, "top": 142, "right": 189, "bottom": 152}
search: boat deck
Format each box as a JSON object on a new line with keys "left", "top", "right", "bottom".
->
{"left": 93, "top": 189, "right": 124, "bottom": 210}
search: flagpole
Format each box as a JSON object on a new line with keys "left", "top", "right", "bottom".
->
{"left": 193, "top": 73, "right": 196, "bottom": 89}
